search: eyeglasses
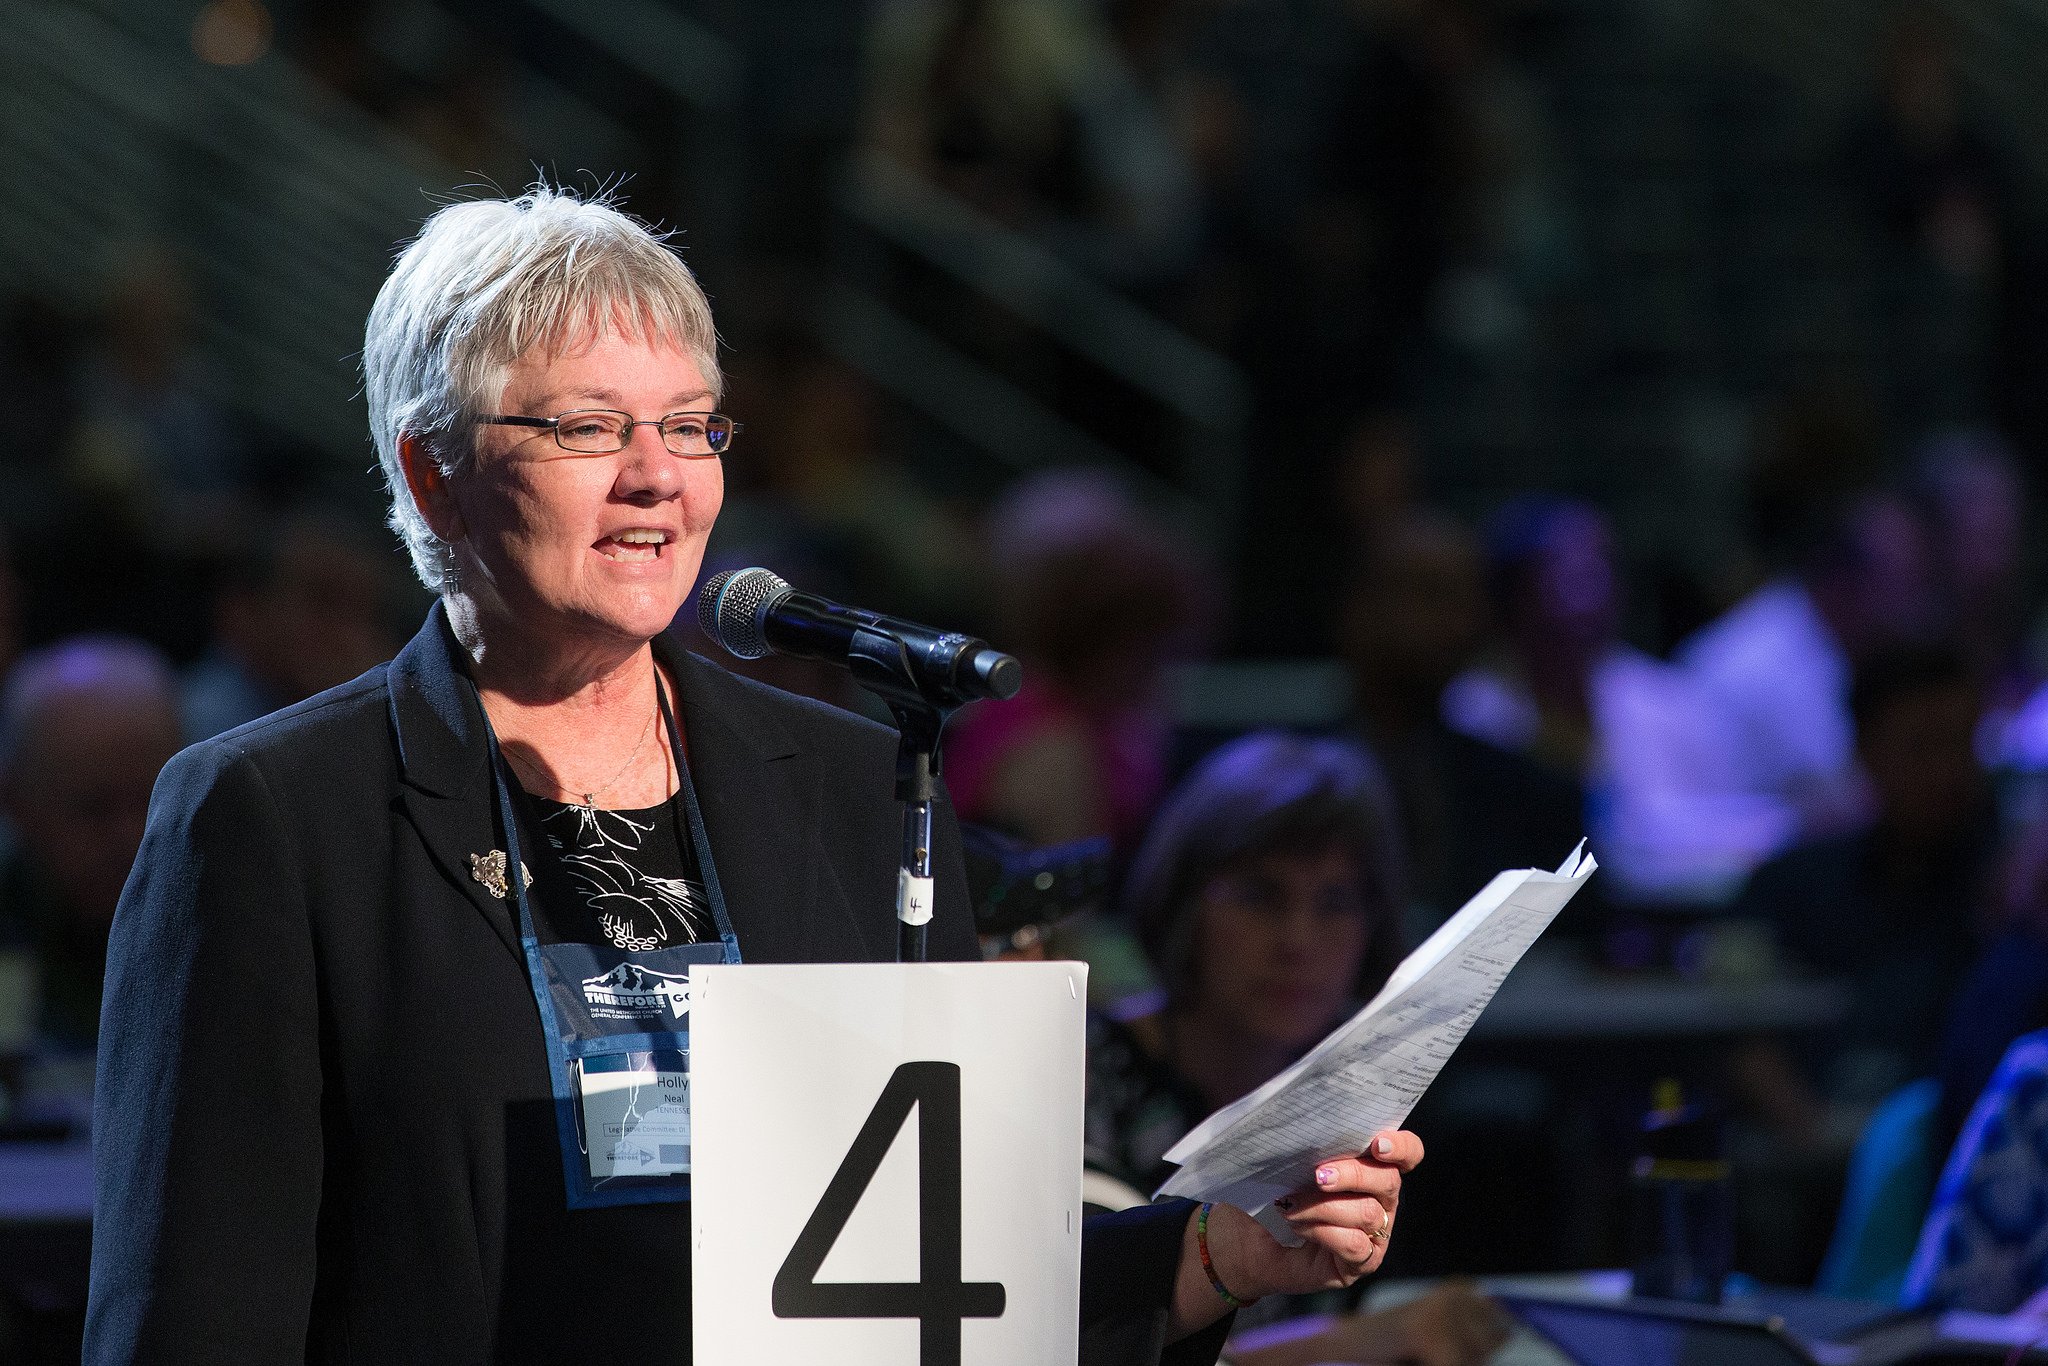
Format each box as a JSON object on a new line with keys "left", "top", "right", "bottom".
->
{"left": 481, "top": 409, "right": 739, "bottom": 457}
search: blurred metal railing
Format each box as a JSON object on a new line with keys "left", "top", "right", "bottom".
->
{"left": 837, "top": 152, "right": 1248, "bottom": 541}
{"left": 0, "top": 0, "right": 464, "bottom": 465}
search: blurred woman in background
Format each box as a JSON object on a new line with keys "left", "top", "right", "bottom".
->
{"left": 1086, "top": 730, "right": 1508, "bottom": 1366}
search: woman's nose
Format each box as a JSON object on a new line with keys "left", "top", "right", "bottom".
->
{"left": 613, "top": 424, "right": 683, "bottom": 499}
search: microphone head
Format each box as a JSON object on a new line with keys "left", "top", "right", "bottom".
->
{"left": 696, "top": 567, "right": 791, "bottom": 660}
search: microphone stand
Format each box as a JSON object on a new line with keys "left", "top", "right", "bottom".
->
{"left": 836, "top": 626, "right": 976, "bottom": 964}
{"left": 888, "top": 701, "right": 947, "bottom": 965}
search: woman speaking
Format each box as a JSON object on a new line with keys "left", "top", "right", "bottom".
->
{"left": 85, "top": 187, "right": 1418, "bottom": 1364}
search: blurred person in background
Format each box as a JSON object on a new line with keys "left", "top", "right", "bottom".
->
{"left": 864, "top": 0, "right": 1203, "bottom": 289}
{"left": 1678, "top": 490, "right": 1936, "bottom": 844}
{"left": 948, "top": 469, "right": 1216, "bottom": 851}
{"left": 1442, "top": 497, "right": 1792, "bottom": 905}
{"left": 1729, "top": 645, "right": 1991, "bottom": 1154}
{"left": 70, "top": 247, "right": 246, "bottom": 502}
{"left": 1933, "top": 813, "right": 2048, "bottom": 1163}
{"left": 1910, "top": 430, "right": 2033, "bottom": 723}
{"left": 1089, "top": 730, "right": 1507, "bottom": 1366}
{"left": 0, "top": 637, "right": 181, "bottom": 1117}
{"left": 0, "top": 294, "right": 83, "bottom": 500}
{"left": 1095, "top": 732, "right": 1406, "bottom": 1189}
{"left": 182, "top": 508, "right": 407, "bottom": 742}
{"left": 1840, "top": 2, "right": 2024, "bottom": 450}
{"left": 1338, "top": 508, "right": 1581, "bottom": 928}
{"left": 708, "top": 343, "right": 983, "bottom": 629}
{"left": 1842, "top": 2, "right": 2016, "bottom": 296}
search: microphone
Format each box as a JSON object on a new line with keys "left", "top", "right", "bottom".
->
{"left": 696, "top": 568, "right": 1023, "bottom": 708}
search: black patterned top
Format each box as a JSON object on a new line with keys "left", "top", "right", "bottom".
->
{"left": 514, "top": 793, "right": 717, "bottom": 950}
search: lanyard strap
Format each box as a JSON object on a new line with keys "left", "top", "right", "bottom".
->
{"left": 477, "top": 665, "right": 741, "bottom": 960}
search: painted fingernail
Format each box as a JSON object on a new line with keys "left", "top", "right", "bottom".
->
{"left": 1375, "top": 1135, "right": 1394, "bottom": 1157}
{"left": 1316, "top": 1166, "right": 1336, "bottom": 1186}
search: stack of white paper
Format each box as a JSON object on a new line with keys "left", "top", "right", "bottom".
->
{"left": 1158, "top": 843, "right": 1599, "bottom": 1244}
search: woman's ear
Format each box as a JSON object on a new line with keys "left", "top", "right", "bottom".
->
{"left": 399, "top": 430, "right": 465, "bottom": 544}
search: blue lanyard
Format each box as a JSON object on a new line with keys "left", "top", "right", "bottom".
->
{"left": 481, "top": 670, "right": 741, "bottom": 962}
{"left": 476, "top": 666, "right": 742, "bottom": 1207}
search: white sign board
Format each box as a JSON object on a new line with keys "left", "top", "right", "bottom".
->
{"left": 689, "top": 962, "right": 1086, "bottom": 1366}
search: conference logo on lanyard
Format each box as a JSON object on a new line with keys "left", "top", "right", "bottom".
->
{"left": 581, "top": 963, "right": 692, "bottom": 1021}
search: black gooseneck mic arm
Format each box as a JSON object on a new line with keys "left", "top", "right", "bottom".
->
{"left": 696, "top": 569, "right": 1023, "bottom": 963}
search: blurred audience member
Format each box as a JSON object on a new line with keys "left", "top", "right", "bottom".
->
{"left": 1731, "top": 645, "right": 1990, "bottom": 1147}
{"left": 1902, "top": 1027, "right": 2048, "bottom": 1318}
{"left": 1844, "top": 3, "right": 2014, "bottom": 292}
{"left": 1443, "top": 497, "right": 1791, "bottom": 904}
{"left": 1332, "top": 408, "right": 1421, "bottom": 546}
{"left": 1339, "top": 509, "right": 1582, "bottom": 925}
{"left": 0, "top": 293, "right": 82, "bottom": 488}
{"left": 1313, "top": 0, "right": 1476, "bottom": 388}
{"left": 0, "top": 638, "right": 181, "bottom": 1086}
{"left": 1095, "top": 731, "right": 1404, "bottom": 1188}
{"left": 865, "top": 0, "right": 1201, "bottom": 287}
{"left": 183, "top": 510, "right": 404, "bottom": 742}
{"left": 71, "top": 248, "right": 245, "bottom": 502}
{"left": 1912, "top": 430, "right": 2033, "bottom": 720}
{"left": 1679, "top": 491, "right": 1935, "bottom": 842}
{"left": 948, "top": 470, "right": 1215, "bottom": 849}
{"left": 1933, "top": 814, "right": 2048, "bottom": 1162}
{"left": 719, "top": 345, "right": 983, "bottom": 627}
{"left": 1085, "top": 731, "right": 1505, "bottom": 1362}
{"left": 1841, "top": 3, "right": 2020, "bottom": 442}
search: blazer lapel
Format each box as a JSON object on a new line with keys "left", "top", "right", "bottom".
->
{"left": 384, "top": 613, "right": 845, "bottom": 965}
{"left": 388, "top": 607, "right": 522, "bottom": 962}
{"left": 666, "top": 644, "right": 824, "bottom": 963}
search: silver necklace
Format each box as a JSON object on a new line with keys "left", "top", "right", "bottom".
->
{"left": 507, "top": 697, "right": 659, "bottom": 811}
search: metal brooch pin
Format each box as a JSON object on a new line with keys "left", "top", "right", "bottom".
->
{"left": 468, "top": 850, "right": 531, "bottom": 900}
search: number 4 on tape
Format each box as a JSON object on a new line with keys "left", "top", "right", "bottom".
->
{"left": 772, "top": 1061, "right": 1006, "bottom": 1366}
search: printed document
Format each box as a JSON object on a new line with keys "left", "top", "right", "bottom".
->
{"left": 1158, "top": 844, "right": 1598, "bottom": 1243}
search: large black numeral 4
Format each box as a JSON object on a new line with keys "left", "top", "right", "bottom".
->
{"left": 772, "top": 1061, "right": 1006, "bottom": 1364}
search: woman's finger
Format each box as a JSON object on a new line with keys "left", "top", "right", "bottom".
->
{"left": 1292, "top": 1156, "right": 1403, "bottom": 1205}
{"left": 1300, "top": 1221, "right": 1382, "bottom": 1273}
{"left": 1277, "top": 1194, "right": 1389, "bottom": 1234}
{"left": 1363, "top": 1128, "right": 1425, "bottom": 1171}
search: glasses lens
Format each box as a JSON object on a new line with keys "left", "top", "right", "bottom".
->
{"left": 555, "top": 411, "right": 628, "bottom": 452}
{"left": 662, "top": 413, "right": 732, "bottom": 456}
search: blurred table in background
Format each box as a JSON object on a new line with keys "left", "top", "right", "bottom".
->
{"left": 1472, "top": 953, "right": 1850, "bottom": 1043}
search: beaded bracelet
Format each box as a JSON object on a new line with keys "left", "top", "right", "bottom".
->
{"left": 1196, "top": 1202, "right": 1257, "bottom": 1309}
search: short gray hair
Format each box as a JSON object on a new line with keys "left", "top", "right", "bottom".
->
{"left": 363, "top": 186, "right": 722, "bottom": 592}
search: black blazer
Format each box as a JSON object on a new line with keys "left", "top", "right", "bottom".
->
{"left": 87, "top": 609, "right": 1221, "bottom": 1365}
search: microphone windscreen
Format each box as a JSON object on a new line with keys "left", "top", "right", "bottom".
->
{"left": 695, "top": 566, "right": 789, "bottom": 660}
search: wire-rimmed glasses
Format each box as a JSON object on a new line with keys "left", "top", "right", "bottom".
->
{"left": 481, "top": 409, "right": 739, "bottom": 457}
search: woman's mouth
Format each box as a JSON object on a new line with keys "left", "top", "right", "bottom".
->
{"left": 594, "top": 529, "right": 671, "bottom": 562}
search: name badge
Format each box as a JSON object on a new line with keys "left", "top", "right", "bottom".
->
{"left": 578, "top": 1049, "right": 691, "bottom": 1180}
